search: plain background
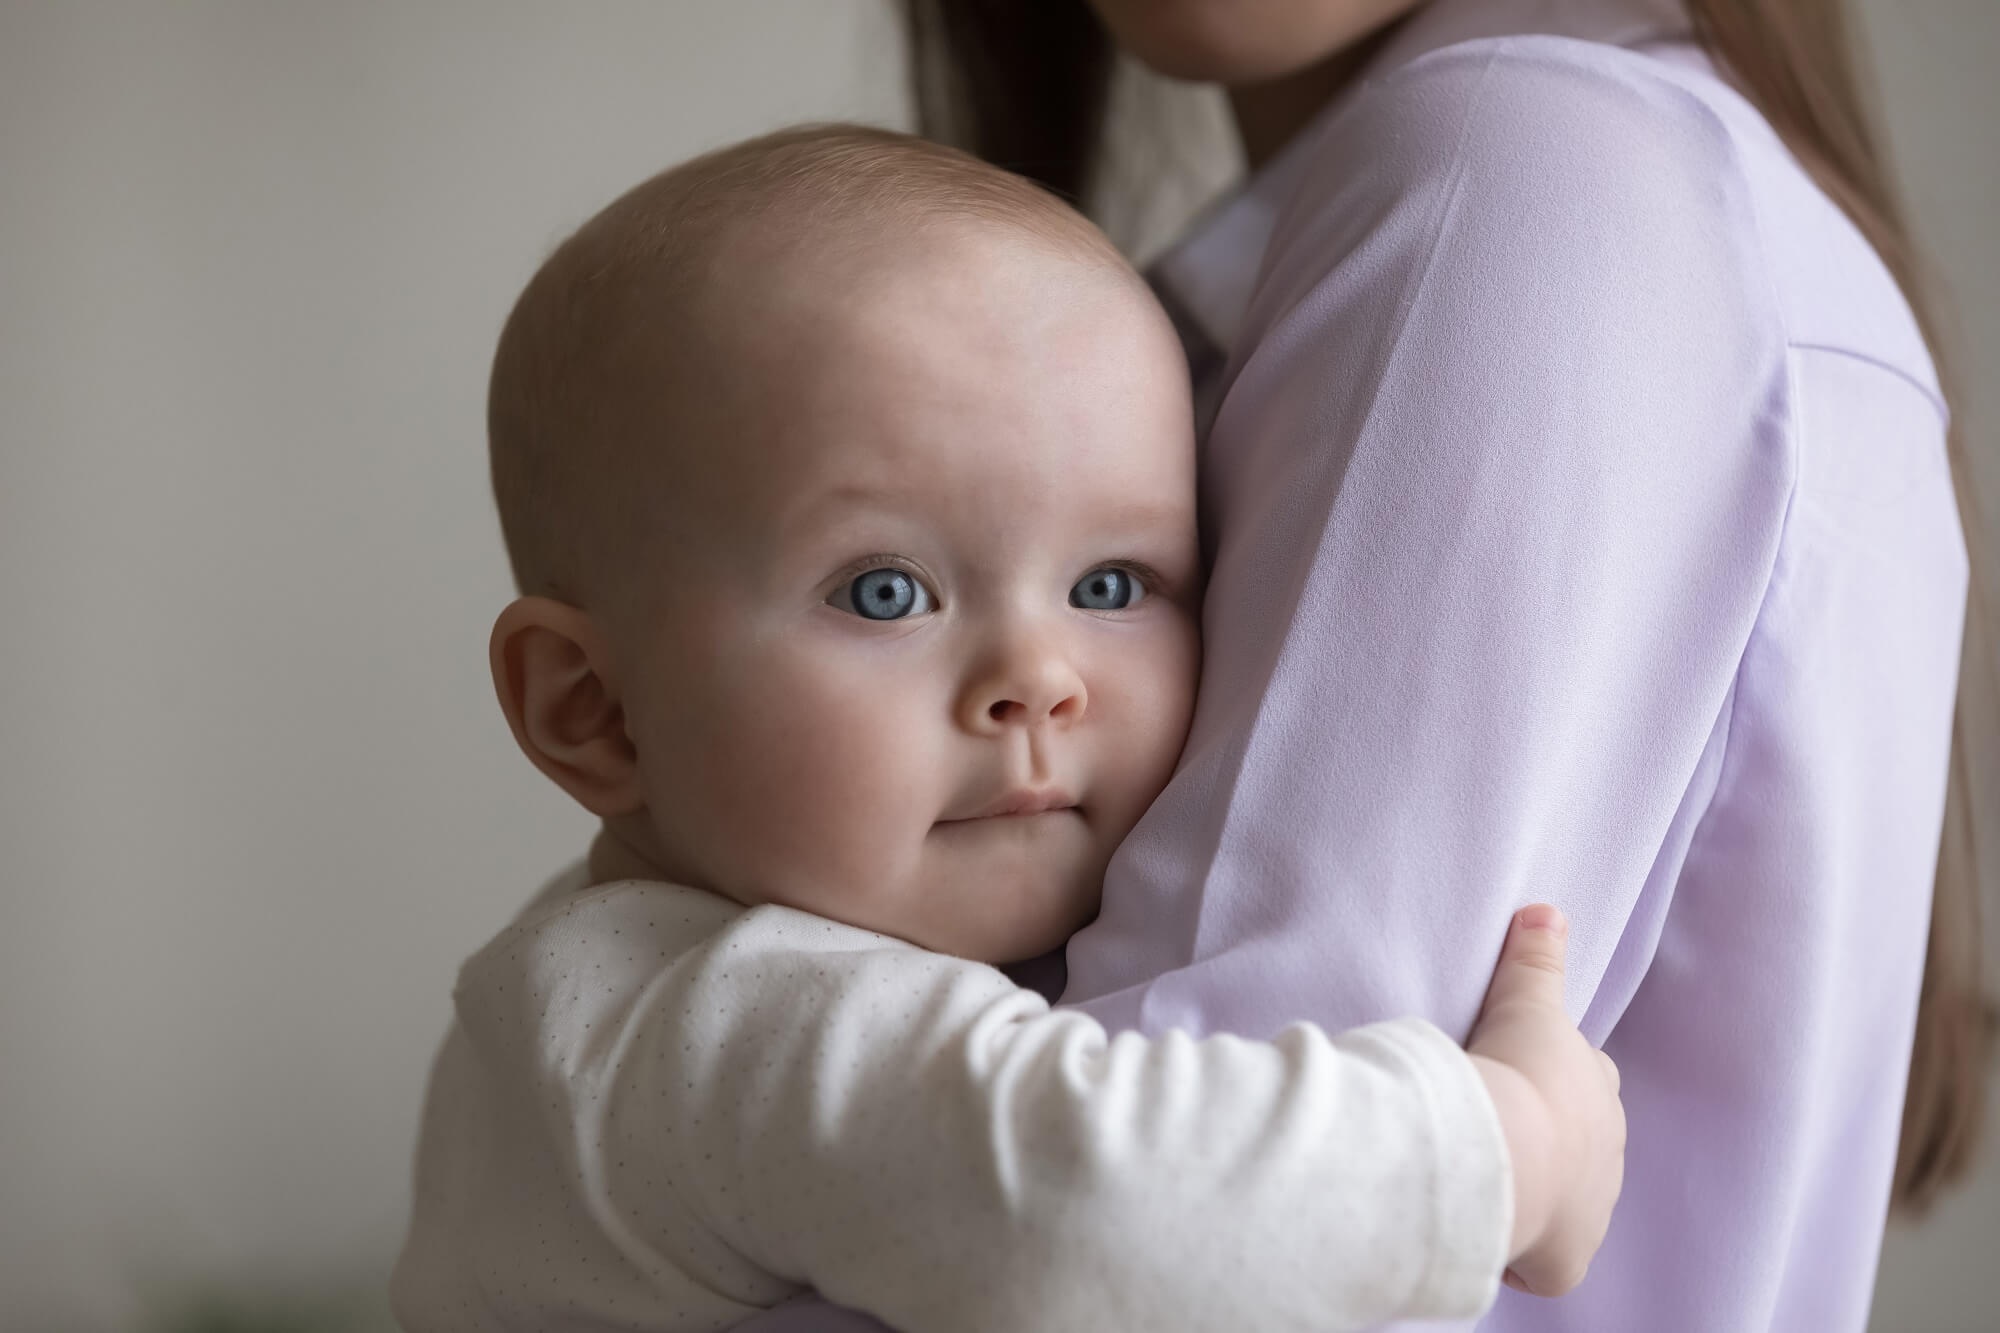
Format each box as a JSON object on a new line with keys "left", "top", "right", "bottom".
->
{"left": 1, "top": 3, "right": 1993, "bottom": 1329}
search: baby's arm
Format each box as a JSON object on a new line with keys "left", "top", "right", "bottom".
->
{"left": 467, "top": 889, "right": 1618, "bottom": 1333}
{"left": 633, "top": 912, "right": 1502, "bottom": 1331}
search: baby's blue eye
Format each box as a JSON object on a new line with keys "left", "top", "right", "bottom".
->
{"left": 838, "top": 568, "right": 935, "bottom": 620}
{"left": 1070, "top": 567, "right": 1143, "bottom": 611}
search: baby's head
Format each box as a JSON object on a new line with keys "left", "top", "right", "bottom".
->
{"left": 488, "top": 126, "right": 1199, "bottom": 963}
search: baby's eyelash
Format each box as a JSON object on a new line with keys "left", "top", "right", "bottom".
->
{"left": 1104, "top": 560, "right": 1170, "bottom": 593}
{"left": 828, "top": 553, "right": 927, "bottom": 584}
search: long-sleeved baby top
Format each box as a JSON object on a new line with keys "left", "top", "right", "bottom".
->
{"left": 392, "top": 866, "right": 1511, "bottom": 1332}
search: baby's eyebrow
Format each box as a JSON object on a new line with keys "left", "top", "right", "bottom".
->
{"left": 783, "top": 482, "right": 916, "bottom": 526}
{"left": 1095, "top": 498, "right": 1193, "bottom": 527}
{"left": 777, "top": 480, "right": 1193, "bottom": 542}
{"left": 801, "top": 481, "right": 901, "bottom": 507}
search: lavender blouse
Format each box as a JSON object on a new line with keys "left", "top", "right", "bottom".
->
{"left": 751, "top": 0, "right": 1967, "bottom": 1329}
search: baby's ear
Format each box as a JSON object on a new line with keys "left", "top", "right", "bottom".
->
{"left": 489, "top": 597, "right": 641, "bottom": 817}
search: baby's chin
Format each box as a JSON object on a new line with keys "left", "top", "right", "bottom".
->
{"left": 909, "top": 901, "right": 1095, "bottom": 967}
{"left": 902, "top": 820, "right": 1109, "bottom": 964}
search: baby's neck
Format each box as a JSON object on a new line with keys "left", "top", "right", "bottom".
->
{"left": 586, "top": 823, "right": 675, "bottom": 887}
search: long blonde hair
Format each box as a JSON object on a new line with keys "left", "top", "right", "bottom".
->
{"left": 902, "top": 0, "right": 1995, "bottom": 1214}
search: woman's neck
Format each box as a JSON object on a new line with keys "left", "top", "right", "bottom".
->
{"left": 1226, "top": 20, "right": 1409, "bottom": 171}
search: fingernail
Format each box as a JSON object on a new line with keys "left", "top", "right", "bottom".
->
{"left": 1516, "top": 904, "right": 1566, "bottom": 936}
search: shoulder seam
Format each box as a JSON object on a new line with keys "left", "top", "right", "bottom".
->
{"left": 1787, "top": 341, "right": 1950, "bottom": 424}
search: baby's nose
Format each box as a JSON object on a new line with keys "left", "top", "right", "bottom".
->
{"left": 958, "top": 647, "right": 1087, "bottom": 733}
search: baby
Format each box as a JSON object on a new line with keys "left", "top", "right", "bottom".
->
{"left": 391, "top": 126, "right": 1624, "bottom": 1333}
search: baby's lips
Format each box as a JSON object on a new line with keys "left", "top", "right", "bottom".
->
{"left": 940, "top": 787, "right": 1080, "bottom": 821}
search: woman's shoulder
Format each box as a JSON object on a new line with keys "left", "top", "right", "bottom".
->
{"left": 1244, "top": 34, "right": 1784, "bottom": 376}
{"left": 1310, "top": 34, "right": 1761, "bottom": 257}
{"left": 1285, "top": 33, "right": 1935, "bottom": 403}
{"left": 1212, "top": 35, "right": 1800, "bottom": 512}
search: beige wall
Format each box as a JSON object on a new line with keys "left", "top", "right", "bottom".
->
{"left": 0, "top": 3, "right": 1991, "bottom": 1329}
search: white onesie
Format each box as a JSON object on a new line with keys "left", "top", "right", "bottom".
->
{"left": 391, "top": 866, "right": 1511, "bottom": 1332}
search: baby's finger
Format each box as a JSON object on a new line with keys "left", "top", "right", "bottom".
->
{"left": 1508, "top": 1253, "right": 1589, "bottom": 1299}
{"left": 1481, "top": 905, "right": 1569, "bottom": 1017}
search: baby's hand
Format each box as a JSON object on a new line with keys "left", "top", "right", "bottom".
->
{"left": 1466, "top": 905, "right": 1625, "bottom": 1299}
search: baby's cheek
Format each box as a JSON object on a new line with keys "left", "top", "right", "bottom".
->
{"left": 715, "top": 667, "right": 941, "bottom": 911}
{"left": 1095, "top": 622, "right": 1200, "bottom": 820}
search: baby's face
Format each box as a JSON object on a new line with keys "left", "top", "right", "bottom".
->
{"left": 612, "top": 224, "right": 1200, "bottom": 962}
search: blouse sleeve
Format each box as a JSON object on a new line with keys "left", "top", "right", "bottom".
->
{"left": 1064, "top": 37, "right": 1797, "bottom": 1046}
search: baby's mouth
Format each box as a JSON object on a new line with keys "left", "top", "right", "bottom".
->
{"left": 937, "top": 787, "right": 1081, "bottom": 823}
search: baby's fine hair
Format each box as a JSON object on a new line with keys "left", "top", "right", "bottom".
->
{"left": 488, "top": 124, "right": 1121, "bottom": 603}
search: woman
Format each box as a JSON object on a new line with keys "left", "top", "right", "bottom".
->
{"left": 757, "top": 0, "right": 1991, "bottom": 1327}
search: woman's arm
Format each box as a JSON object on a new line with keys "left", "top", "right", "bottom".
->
{"left": 1066, "top": 37, "right": 1795, "bottom": 1050}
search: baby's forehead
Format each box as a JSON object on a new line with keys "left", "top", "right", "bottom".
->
{"left": 726, "top": 222, "right": 1151, "bottom": 405}
{"left": 645, "top": 227, "right": 1169, "bottom": 527}
{"left": 704, "top": 197, "right": 1125, "bottom": 331}
{"left": 699, "top": 244, "right": 1180, "bottom": 498}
